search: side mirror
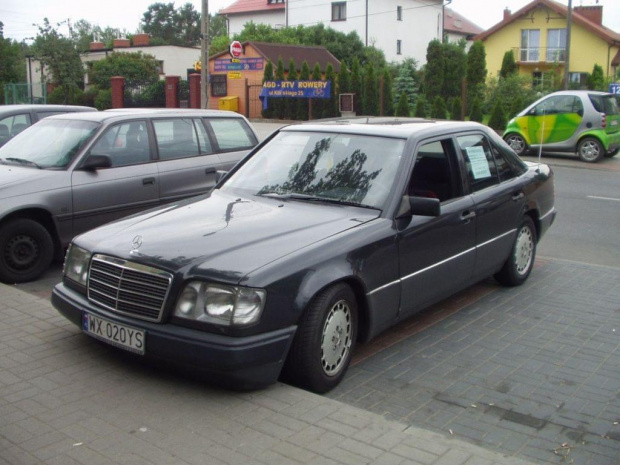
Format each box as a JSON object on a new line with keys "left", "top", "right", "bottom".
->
{"left": 396, "top": 195, "right": 440, "bottom": 218}
{"left": 81, "top": 154, "right": 112, "bottom": 171}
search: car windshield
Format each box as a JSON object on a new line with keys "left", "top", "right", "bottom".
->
{"left": 221, "top": 130, "right": 405, "bottom": 209}
{"left": 0, "top": 119, "right": 99, "bottom": 168}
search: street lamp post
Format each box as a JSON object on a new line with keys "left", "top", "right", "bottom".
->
{"left": 563, "top": 0, "right": 573, "bottom": 90}
{"left": 201, "top": 0, "right": 210, "bottom": 108}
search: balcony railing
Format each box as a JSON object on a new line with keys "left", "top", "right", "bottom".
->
{"left": 513, "top": 47, "right": 567, "bottom": 63}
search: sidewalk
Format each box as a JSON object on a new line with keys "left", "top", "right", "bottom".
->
{"left": 0, "top": 282, "right": 536, "bottom": 465}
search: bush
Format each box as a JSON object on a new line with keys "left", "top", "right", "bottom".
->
{"left": 451, "top": 97, "right": 463, "bottom": 121}
{"left": 47, "top": 86, "right": 84, "bottom": 105}
{"left": 430, "top": 96, "right": 447, "bottom": 119}
{"left": 94, "top": 89, "right": 112, "bottom": 110}
{"left": 414, "top": 95, "right": 427, "bottom": 117}
{"left": 395, "top": 91, "right": 410, "bottom": 116}
{"left": 487, "top": 99, "right": 507, "bottom": 130}
{"left": 469, "top": 97, "right": 483, "bottom": 122}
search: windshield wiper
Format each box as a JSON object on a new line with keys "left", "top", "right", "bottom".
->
{"left": 257, "top": 192, "right": 378, "bottom": 210}
{"left": 5, "top": 157, "right": 42, "bottom": 169}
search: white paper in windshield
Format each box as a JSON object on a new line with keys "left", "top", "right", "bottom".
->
{"left": 466, "top": 146, "right": 492, "bottom": 179}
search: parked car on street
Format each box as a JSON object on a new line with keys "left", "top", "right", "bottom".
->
{"left": 0, "top": 104, "right": 96, "bottom": 147}
{"left": 0, "top": 109, "right": 259, "bottom": 283}
{"left": 503, "top": 90, "right": 620, "bottom": 162}
{"left": 52, "top": 118, "right": 556, "bottom": 393}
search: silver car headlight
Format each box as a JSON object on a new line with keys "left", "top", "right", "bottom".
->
{"left": 174, "top": 282, "right": 266, "bottom": 326}
{"left": 64, "top": 244, "right": 91, "bottom": 286}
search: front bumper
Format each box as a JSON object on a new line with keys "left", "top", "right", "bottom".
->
{"left": 52, "top": 283, "right": 296, "bottom": 389}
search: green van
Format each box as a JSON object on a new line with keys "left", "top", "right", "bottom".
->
{"left": 503, "top": 90, "right": 620, "bottom": 163}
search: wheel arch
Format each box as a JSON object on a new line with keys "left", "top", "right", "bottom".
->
{"left": 523, "top": 207, "right": 541, "bottom": 244}
{"left": 1, "top": 208, "right": 62, "bottom": 259}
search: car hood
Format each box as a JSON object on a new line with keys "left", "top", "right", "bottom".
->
{"left": 0, "top": 164, "right": 65, "bottom": 196}
{"left": 79, "top": 189, "right": 380, "bottom": 284}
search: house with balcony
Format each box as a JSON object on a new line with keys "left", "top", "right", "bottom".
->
{"left": 473, "top": 0, "right": 620, "bottom": 88}
{"left": 218, "top": 0, "right": 445, "bottom": 64}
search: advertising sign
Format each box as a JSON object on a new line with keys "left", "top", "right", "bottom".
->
{"left": 214, "top": 58, "right": 264, "bottom": 72}
{"left": 260, "top": 81, "right": 331, "bottom": 99}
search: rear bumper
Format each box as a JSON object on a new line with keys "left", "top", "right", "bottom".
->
{"left": 52, "top": 283, "right": 296, "bottom": 390}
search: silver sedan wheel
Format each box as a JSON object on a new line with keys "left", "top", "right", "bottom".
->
{"left": 514, "top": 225, "right": 534, "bottom": 276}
{"left": 321, "top": 299, "right": 352, "bottom": 377}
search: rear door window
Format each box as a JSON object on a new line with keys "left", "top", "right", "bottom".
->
{"left": 206, "top": 118, "right": 257, "bottom": 151}
{"left": 153, "top": 118, "right": 213, "bottom": 160}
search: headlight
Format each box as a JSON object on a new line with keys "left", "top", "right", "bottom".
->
{"left": 64, "top": 244, "right": 91, "bottom": 286}
{"left": 174, "top": 281, "right": 266, "bottom": 326}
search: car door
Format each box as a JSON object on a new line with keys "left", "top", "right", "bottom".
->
{"left": 154, "top": 117, "right": 223, "bottom": 204}
{"left": 527, "top": 95, "right": 583, "bottom": 145}
{"left": 71, "top": 120, "right": 159, "bottom": 237}
{"left": 397, "top": 137, "right": 476, "bottom": 317}
{"left": 456, "top": 133, "right": 527, "bottom": 280}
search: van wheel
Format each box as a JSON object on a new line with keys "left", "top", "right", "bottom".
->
{"left": 283, "top": 283, "right": 357, "bottom": 393}
{"left": 495, "top": 216, "right": 537, "bottom": 287}
{"left": 0, "top": 219, "right": 54, "bottom": 283}
{"left": 504, "top": 134, "right": 528, "bottom": 156}
{"left": 577, "top": 137, "right": 603, "bottom": 163}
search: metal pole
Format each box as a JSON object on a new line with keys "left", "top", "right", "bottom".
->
{"left": 563, "top": 0, "right": 573, "bottom": 90}
{"left": 200, "top": 0, "right": 210, "bottom": 108}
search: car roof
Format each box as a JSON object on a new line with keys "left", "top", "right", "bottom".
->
{"left": 282, "top": 118, "right": 490, "bottom": 139}
{"left": 46, "top": 108, "right": 247, "bottom": 123}
{"left": 545, "top": 90, "right": 614, "bottom": 97}
{"left": 0, "top": 104, "right": 96, "bottom": 115}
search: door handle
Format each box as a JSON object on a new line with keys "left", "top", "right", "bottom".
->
{"left": 142, "top": 177, "right": 156, "bottom": 185}
{"left": 460, "top": 210, "right": 476, "bottom": 221}
{"left": 205, "top": 167, "right": 216, "bottom": 175}
{"left": 512, "top": 192, "right": 525, "bottom": 201}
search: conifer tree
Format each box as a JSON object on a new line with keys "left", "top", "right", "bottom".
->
{"left": 466, "top": 41, "right": 487, "bottom": 112}
{"left": 500, "top": 50, "right": 517, "bottom": 78}
{"left": 363, "top": 61, "right": 379, "bottom": 116}
{"left": 381, "top": 69, "right": 394, "bottom": 116}
{"left": 469, "top": 96, "right": 483, "bottom": 122}
{"left": 351, "top": 58, "right": 363, "bottom": 115}
{"left": 424, "top": 40, "right": 444, "bottom": 103}
{"left": 311, "top": 62, "right": 323, "bottom": 119}
{"left": 324, "top": 63, "right": 337, "bottom": 118}
{"left": 487, "top": 99, "right": 507, "bottom": 130}
{"left": 451, "top": 97, "right": 463, "bottom": 121}
{"left": 431, "top": 95, "right": 447, "bottom": 119}
{"left": 395, "top": 91, "right": 410, "bottom": 117}
{"left": 414, "top": 95, "right": 427, "bottom": 118}
{"left": 297, "top": 61, "right": 311, "bottom": 120}
{"left": 285, "top": 58, "right": 297, "bottom": 120}
{"left": 274, "top": 57, "right": 286, "bottom": 119}
{"left": 261, "top": 60, "right": 274, "bottom": 118}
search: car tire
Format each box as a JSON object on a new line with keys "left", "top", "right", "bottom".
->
{"left": 604, "top": 147, "right": 619, "bottom": 158}
{"left": 495, "top": 216, "right": 537, "bottom": 287}
{"left": 0, "top": 219, "right": 54, "bottom": 284}
{"left": 284, "top": 283, "right": 358, "bottom": 393}
{"left": 577, "top": 137, "right": 604, "bottom": 163}
{"left": 504, "top": 133, "right": 528, "bottom": 156}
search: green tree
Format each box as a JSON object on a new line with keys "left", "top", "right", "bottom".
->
{"left": 509, "top": 95, "right": 524, "bottom": 118}
{"left": 381, "top": 69, "right": 394, "bottom": 116}
{"left": 90, "top": 51, "right": 160, "bottom": 88}
{"left": 392, "top": 58, "right": 418, "bottom": 112}
{"left": 297, "top": 61, "right": 311, "bottom": 120}
{"left": 442, "top": 41, "right": 467, "bottom": 100}
{"left": 500, "top": 50, "right": 518, "bottom": 78}
{"left": 587, "top": 64, "right": 605, "bottom": 91}
{"left": 451, "top": 97, "right": 463, "bottom": 121}
{"left": 141, "top": 2, "right": 201, "bottom": 46}
{"left": 469, "top": 96, "right": 483, "bottom": 122}
{"left": 0, "top": 22, "right": 26, "bottom": 103}
{"left": 466, "top": 40, "right": 487, "bottom": 112}
{"left": 274, "top": 57, "right": 286, "bottom": 119}
{"left": 484, "top": 74, "right": 538, "bottom": 117}
{"left": 363, "top": 61, "right": 379, "bottom": 116}
{"left": 31, "top": 19, "right": 84, "bottom": 104}
{"left": 414, "top": 95, "right": 427, "bottom": 117}
{"left": 285, "top": 58, "right": 298, "bottom": 120}
{"left": 311, "top": 62, "right": 323, "bottom": 119}
{"left": 323, "top": 63, "right": 337, "bottom": 118}
{"left": 424, "top": 39, "right": 444, "bottom": 102}
{"left": 338, "top": 61, "right": 350, "bottom": 94}
{"left": 262, "top": 60, "right": 274, "bottom": 118}
{"left": 487, "top": 99, "right": 507, "bottom": 130}
{"left": 351, "top": 58, "right": 363, "bottom": 114}
{"left": 395, "top": 91, "right": 410, "bottom": 117}
{"left": 431, "top": 95, "right": 447, "bottom": 119}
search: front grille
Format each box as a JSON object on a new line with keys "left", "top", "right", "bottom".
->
{"left": 87, "top": 255, "right": 172, "bottom": 322}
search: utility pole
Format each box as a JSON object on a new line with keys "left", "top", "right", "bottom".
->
{"left": 201, "top": 0, "right": 210, "bottom": 108}
{"left": 563, "top": 0, "right": 572, "bottom": 90}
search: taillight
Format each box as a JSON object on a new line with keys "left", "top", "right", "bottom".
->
{"left": 601, "top": 113, "right": 607, "bottom": 128}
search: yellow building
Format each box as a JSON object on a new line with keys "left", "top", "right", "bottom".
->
{"left": 474, "top": 0, "right": 620, "bottom": 87}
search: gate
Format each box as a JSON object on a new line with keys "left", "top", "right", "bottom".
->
{"left": 124, "top": 79, "right": 166, "bottom": 108}
{"left": 247, "top": 80, "right": 264, "bottom": 119}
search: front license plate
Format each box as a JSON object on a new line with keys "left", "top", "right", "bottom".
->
{"left": 83, "top": 313, "right": 145, "bottom": 355}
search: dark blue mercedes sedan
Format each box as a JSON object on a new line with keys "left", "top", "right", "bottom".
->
{"left": 52, "top": 119, "right": 556, "bottom": 393}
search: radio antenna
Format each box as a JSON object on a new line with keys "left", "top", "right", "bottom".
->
{"left": 537, "top": 105, "right": 545, "bottom": 171}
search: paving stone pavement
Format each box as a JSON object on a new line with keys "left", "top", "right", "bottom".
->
{"left": 329, "top": 259, "right": 620, "bottom": 465}
{"left": 0, "top": 281, "right": 538, "bottom": 465}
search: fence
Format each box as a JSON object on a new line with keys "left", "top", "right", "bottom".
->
{"left": 123, "top": 79, "right": 167, "bottom": 108}
{"left": 3, "top": 83, "right": 47, "bottom": 104}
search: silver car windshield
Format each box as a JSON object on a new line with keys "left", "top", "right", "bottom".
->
{"left": 0, "top": 119, "right": 99, "bottom": 168}
{"left": 222, "top": 131, "right": 405, "bottom": 209}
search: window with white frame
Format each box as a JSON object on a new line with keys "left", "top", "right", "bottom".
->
{"left": 546, "top": 29, "right": 566, "bottom": 62}
{"left": 397, "top": 6, "right": 402, "bottom": 20}
{"left": 397, "top": 40, "right": 402, "bottom": 55}
{"left": 521, "top": 29, "right": 540, "bottom": 62}
{"left": 332, "top": 2, "right": 346, "bottom": 21}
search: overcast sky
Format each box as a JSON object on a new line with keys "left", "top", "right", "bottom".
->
{"left": 1, "top": 0, "right": 618, "bottom": 43}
